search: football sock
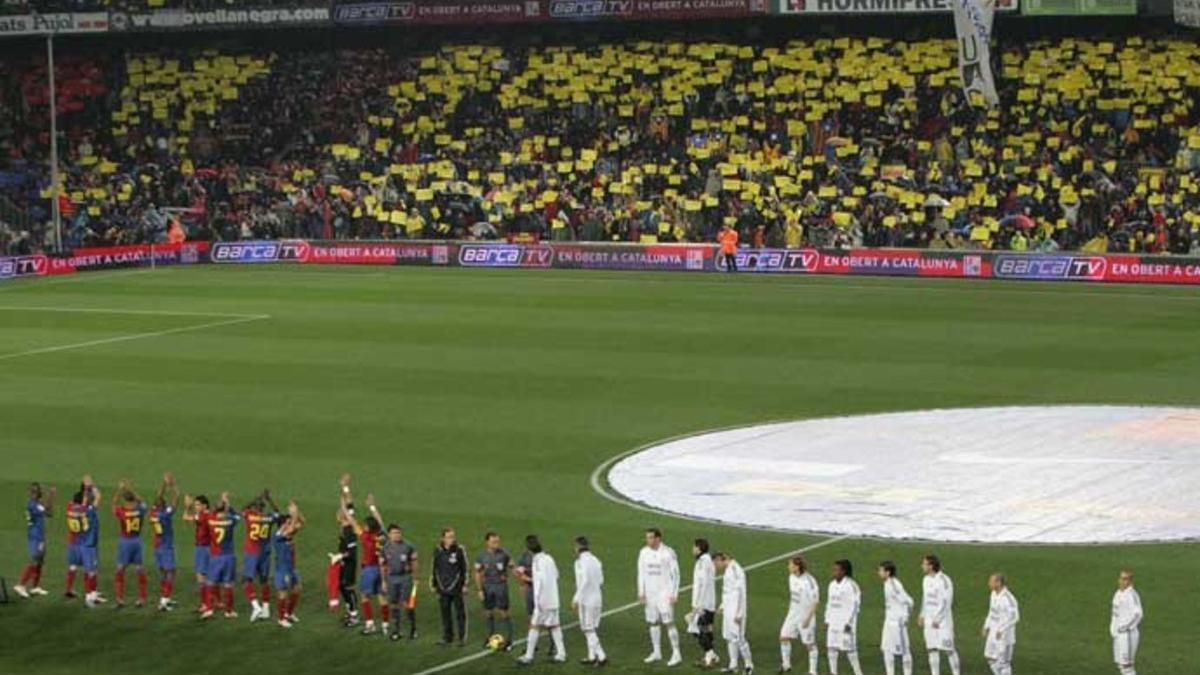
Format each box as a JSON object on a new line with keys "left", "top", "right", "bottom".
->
{"left": 781, "top": 641, "right": 792, "bottom": 668}
{"left": 649, "top": 625, "right": 662, "bottom": 656}
{"left": 550, "top": 627, "right": 565, "bottom": 658}
{"left": 523, "top": 629, "right": 540, "bottom": 660}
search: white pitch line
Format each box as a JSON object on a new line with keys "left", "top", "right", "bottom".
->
{"left": 0, "top": 305, "right": 267, "bottom": 319}
{"left": 408, "top": 533, "right": 849, "bottom": 675}
{"left": 0, "top": 314, "right": 270, "bottom": 362}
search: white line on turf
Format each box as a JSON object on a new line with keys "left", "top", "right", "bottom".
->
{"left": 407, "top": 533, "right": 850, "bottom": 675}
{"left": 0, "top": 305, "right": 267, "bottom": 319}
{"left": 0, "top": 314, "right": 270, "bottom": 362}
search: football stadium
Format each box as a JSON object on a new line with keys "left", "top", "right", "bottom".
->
{"left": 2, "top": 1, "right": 1200, "bottom": 674}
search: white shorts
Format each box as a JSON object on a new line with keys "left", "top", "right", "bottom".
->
{"left": 722, "top": 616, "right": 746, "bottom": 642}
{"left": 577, "top": 604, "right": 602, "bottom": 631}
{"left": 826, "top": 624, "right": 857, "bottom": 652}
{"left": 780, "top": 607, "right": 816, "bottom": 645}
{"left": 923, "top": 623, "right": 956, "bottom": 651}
{"left": 532, "top": 608, "right": 560, "bottom": 627}
{"left": 984, "top": 634, "right": 1014, "bottom": 662}
{"left": 644, "top": 597, "right": 674, "bottom": 624}
{"left": 881, "top": 619, "right": 911, "bottom": 656}
{"left": 1112, "top": 630, "right": 1139, "bottom": 665}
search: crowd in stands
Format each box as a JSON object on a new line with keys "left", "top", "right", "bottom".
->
{"left": 4, "top": 30, "right": 1200, "bottom": 256}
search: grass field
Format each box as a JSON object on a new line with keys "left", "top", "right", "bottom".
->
{"left": 1, "top": 265, "right": 1198, "bottom": 675}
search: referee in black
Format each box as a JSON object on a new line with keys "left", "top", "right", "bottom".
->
{"left": 431, "top": 527, "right": 469, "bottom": 646}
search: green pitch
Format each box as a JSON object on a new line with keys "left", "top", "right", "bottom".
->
{"left": 1, "top": 266, "right": 1198, "bottom": 675}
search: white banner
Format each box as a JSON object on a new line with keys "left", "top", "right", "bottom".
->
{"left": 952, "top": 0, "right": 999, "bottom": 107}
{"left": 1177, "top": 0, "right": 1200, "bottom": 27}
{"left": 777, "top": 0, "right": 1017, "bottom": 13}
{"left": 0, "top": 12, "right": 109, "bottom": 36}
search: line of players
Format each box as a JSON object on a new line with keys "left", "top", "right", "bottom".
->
{"left": 13, "top": 474, "right": 306, "bottom": 627}
{"left": 14, "top": 479, "right": 1145, "bottom": 675}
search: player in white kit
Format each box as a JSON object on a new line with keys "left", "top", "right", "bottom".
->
{"left": 877, "top": 561, "right": 914, "bottom": 675}
{"left": 981, "top": 574, "right": 1019, "bottom": 675}
{"left": 1110, "top": 569, "right": 1143, "bottom": 675}
{"left": 714, "top": 552, "right": 753, "bottom": 674}
{"left": 516, "top": 536, "right": 566, "bottom": 665}
{"left": 687, "top": 538, "right": 719, "bottom": 668}
{"left": 824, "top": 559, "right": 864, "bottom": 675}
{"left": 572, "top": 536, "right": 607, "bottom": 667}
{"left": 919, "top": 555, "right": 961, "bottom": 675}
{"left": 638, "top": 527, "right": 683, "bottom": 666}
{"left": 779, "top": 555, "right": 820, "bottom": 674}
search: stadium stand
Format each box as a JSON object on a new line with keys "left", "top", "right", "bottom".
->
{"left": 3, "top": 31, "right": 1200, "bottom": 256}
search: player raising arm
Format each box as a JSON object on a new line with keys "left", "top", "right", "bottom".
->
{"left": 342, "top": 493, "right": 390, "bottom": 635}
{"left": 79, "top": 475, "right": 105, "bottom": 608}
{"left": 14, "top": 481, "right": 55, "bottom": 599}
{"left": 150, "top": 473, "right": 180, "bottom": 611}
{"left": 201, "top": 492, "right": 241, "bottom": 619}
{"left": 112, "top": 479, "right": 149, "bottom": 608}
{"left": 242, "top": 490, "right": 279, "bottom": 623}
{"left": 273, "top": 500, "right": 306, "bottom": 628}
{"left": 182, "top": 493, "right": 212, "bottom": 611}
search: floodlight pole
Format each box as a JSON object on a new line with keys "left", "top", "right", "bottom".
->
{"left": 47, "top": 33, "right": 63, "bottom": 253}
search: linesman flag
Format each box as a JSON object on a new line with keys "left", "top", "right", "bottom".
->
{"left": 953, "top": 0, "right": 1000, "bottom": 107}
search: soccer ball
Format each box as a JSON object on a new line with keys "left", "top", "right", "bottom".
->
{"left": 487, "top": 634, "right": 507, "bottom": 652}
{"left": 702, "top": 651, "right": 721, "bottom": 667}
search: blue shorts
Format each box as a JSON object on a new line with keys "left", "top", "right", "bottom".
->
{"left": 155, "top": 547, "right": 176, "bottom": 571}
{"left": 207, "top": 554, "right": 236, "bottom": 584}
{"left": 116, "top": 539, "right": 143, "bottom": 567}
{"left": 273, "top": 566, "right": 300, "bottom": 591}
{"left": 81, "top": 546, "right": 99, "bottom": 573}
{"left": 193, "top": 547, "right": 210, "bottom": 578}
{"left": 67, "top": 543, "right": 84, "bottom": 567}
{"left": 359, "top": 565, "right": 382, "bottom": 596}
{"left": 242, "top": 553, "right": 270, "bottom": 581}
{"left": 28, "top": 538, "right": 46, "bottom": 562}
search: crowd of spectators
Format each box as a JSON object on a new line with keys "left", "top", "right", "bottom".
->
{"left": 4, "top": 31, "right": 1200, "bottom": 256}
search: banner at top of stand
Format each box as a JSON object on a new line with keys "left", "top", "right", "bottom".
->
{"left": 107, "top": 6, "right": 330, "bottom": 31}
{"left": 331, "top": 0, "right": 767, "bottom": 24}
{"left": 1022, "top": 0, "right": 1134, "bottom": 14}
{"left": 0, "top": 12, "right": 109, "bottom": 36}
{"left": 776, "top": 0, "right": 1017, "bottom": 13}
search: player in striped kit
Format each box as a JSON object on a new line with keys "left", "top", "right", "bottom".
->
{"left": 13, "top": 482, "right": 54, "bottom": 599}
{"left": 273, "top": 500, "right": 305, "bottom": 629}
{"left": 112, "top": 480, "right": 149, "bottom": 608}
{"left": 149, "top": 473, "right": 179, "bottom": 611}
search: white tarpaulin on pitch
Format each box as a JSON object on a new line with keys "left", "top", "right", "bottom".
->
{"left": 1177, "top": 0, "right": 1200, "bottom": 28}
{"left": 952, "top": 0, "right": 999, "bottom": 107}
{"left": 608, "top": 406, "right": 1200, "bottom": 544}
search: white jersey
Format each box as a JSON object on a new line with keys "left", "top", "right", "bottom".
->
{"left": 637, "top": 544, "right": 680, "bottom": 601}
{"left": 984, "top": 588, "right": 1019, "bottom": 646}
{"left": 573, "top": 551, "right": 603, "bottom": 608}
{"left": 824, "top": 577, "right": 861, "bottom": 629}
{"left": 691, "top": 553, "right": 717, "bottom": 612}
{"left": 1110, "top": 587, "right": 1143, "bottom": 637}
{"left": 921, "top": 572, "right": 955, "bottom": 627}
{"left": 720, "top": 560, "right": 748, "bottom": 621}
{"left": 789, "top": 572, "right": 820, "bottom": 618}
{"left": 883, "top": 577, "right": 914, "bottom": 622}
{"left": 532, "top": 551, "right": 560, "bottom": 610}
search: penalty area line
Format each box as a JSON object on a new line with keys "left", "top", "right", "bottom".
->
{"left": 0, "top": 313, "right": 271, "bottom": 362}
{"left": 0, "top": 305, "right": 268, "bottom": 319}
{"left": 408, "top": 533, "right": 850, "bottom": 675}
